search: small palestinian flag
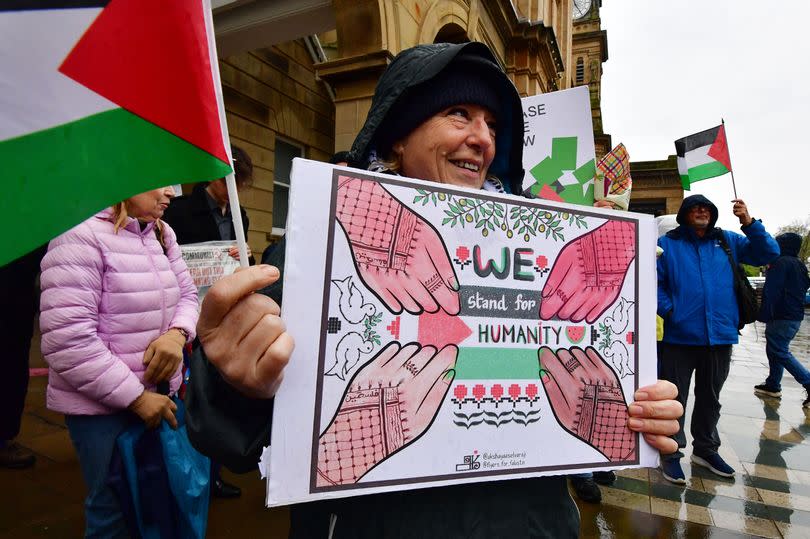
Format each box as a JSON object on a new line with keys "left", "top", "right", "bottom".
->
{"left": 0, "top": 0, "right": 232, "bottom": 266}
{"left": 674, "top": 124, "right": 732, "bottom": 190}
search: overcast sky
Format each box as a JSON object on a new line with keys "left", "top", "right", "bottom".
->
{"left": 600, "top": 1, "right": 809, "bottom": 232}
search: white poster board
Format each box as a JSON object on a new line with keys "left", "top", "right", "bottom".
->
{"left": 521, "top": 86, "right": 597, "bottom": 205}
{"left": 269, "top": 158, "right": 657, "bottom": 507}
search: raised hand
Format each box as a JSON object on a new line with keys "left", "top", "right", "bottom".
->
{"left": 540, "top": 220, "right": 635, "bottom": 323}
{"left": 732, "top": 199, "right": 753, "bottom": 226}
{"left": 336, "top": 176, "right": 460, "bottom": 315}
{"left": 539, "top": 346, "right": 636, "bottom": 461}
{"left": 197, "top": 265, "right": 295, "bottom": 399}
{"left": 316, "top": 342, "right": 457, "bottom": 486}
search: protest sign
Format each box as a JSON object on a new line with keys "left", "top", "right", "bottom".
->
{"left": 179, "top": 241, "right": 239, "bottom": 301}
{"left": 522, "top": 86, "right": 596, "bottom": 205}
{"left": 268, "top": 159, "right": 656, "bottom": 506}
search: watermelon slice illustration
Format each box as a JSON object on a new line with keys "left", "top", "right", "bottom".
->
{"left": 566, "top": 326, "right": 585, "bottom": 344}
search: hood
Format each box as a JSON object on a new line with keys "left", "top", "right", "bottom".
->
{"left": 776, "top": 232, "right": 803, "bottom": 257}
{"left": 676, "top": 194, "right": 718, "bottom": 229}
{"left": 347, "top": 42, "right": 524, "bottom": 194}
{"left": 655, "top": 214, "right": 678, "bottom": 238}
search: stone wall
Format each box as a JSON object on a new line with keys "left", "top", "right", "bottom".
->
{"left": 217, "top": 41, "right": 335, "bottom": 253}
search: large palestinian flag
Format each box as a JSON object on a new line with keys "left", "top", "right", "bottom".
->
{"left": 0, "top": 0, "right": 232, "bottom": 266}
{"left": 674, "top": 124, "right": 732, "bottom": 190}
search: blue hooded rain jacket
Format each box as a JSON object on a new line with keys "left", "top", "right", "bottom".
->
{"left": 657, "top": 194, "right": 779, "bottom": 345}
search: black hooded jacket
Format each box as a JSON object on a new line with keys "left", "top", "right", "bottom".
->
{"left": 187, "top": 42, "right": 578, "bottom": 538}
{"left": 348, "top": 42, "right": 525, "bottom": 194}
{"left": 758, "top": 233, "right": 809, "bottom": 322}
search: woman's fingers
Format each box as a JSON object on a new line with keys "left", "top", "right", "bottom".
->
{"left": 198, "top": 265, "right": 281, "bottom": 337}
{"left": 641, "top": 433, "right": 678, "bottom": 455}
{"left": 627, "top": 416, "right": 680, "bottom": 436}
{"left": 252, "top": 332, "right": 295, "bottom": 398}
{"left": 634, "top": 380, "right": 678, "bottom": 402}
{"left": 205, "top": 292, "right": 280, "bottom": 369}
{"left": 628, "top": 398, "right": 683, "bottom": 421}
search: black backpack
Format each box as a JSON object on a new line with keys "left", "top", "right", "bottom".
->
{"left": 716, "top": 232, "right": 758, "bottom": 329}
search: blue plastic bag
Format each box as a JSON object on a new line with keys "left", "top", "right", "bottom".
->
{"left": 110, "top": 398, "right": 210, "bottom": 539}
{"left": 160, "top": 401, "right": 210, "bottom": 539}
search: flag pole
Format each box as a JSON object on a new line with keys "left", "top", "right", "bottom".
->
{"left": 722, "top": 118, "right": 738, "bottom": 199}
{"left": 204, "top": 0, "right": 249, "bottom": 268}
{"left": 225, "top": 172, "right": 249, "bottom": 267}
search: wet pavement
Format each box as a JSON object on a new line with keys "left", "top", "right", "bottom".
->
{"left": 2, "top": 316, "right": 809, "bottom": 538}
{"left": 579, "top": 316, "right": 810, "bottom": 538}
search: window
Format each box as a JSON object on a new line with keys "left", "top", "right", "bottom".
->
{"left": 272, "top": 139, "right": 304, "bottom": 236}
{"left": 575, "top": 57, "right": 585, "bottom": 84}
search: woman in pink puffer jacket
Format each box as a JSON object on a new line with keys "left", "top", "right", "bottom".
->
{"left": 39, "top": 187, "right": 198, "bottom": 538}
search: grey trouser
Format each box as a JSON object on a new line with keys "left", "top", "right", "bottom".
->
{"left": 658, "top": 343, "right": 732, "bottom": 460}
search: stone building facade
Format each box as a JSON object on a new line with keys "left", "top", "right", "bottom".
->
{"left": 208, "top": 0, "right": 681, "bottom": 254}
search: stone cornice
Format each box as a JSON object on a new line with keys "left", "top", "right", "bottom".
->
{"left": 481, "top": 0, "right": 565, "bottom": 75}
{"left": 315, "top": 49, "right": 393, "bottom": 84}
{"left": 572, "top": 29, "right": 608, "bottom": 62}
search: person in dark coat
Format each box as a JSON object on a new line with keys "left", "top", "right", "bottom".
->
{"left": 0, "top": 245, "right": 46, "bottom": 468}
{"left": 186, "top": 42, "right": 682, "bottom": 538}
{"left": 657, "top": 194, "right": 778, "bottom": 484}
{"left": 163, "top": 144, "right": 254, "bottom": 264}
{"left": 754, "top": 232, "right": 810, "bottom": 406}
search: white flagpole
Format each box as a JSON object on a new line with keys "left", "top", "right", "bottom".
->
{"left": 721, "top": 118, "right": 738, "bottom": 199}
{"left": 225, "top": 171, "right": 249, "bottom": 266}
{"left": 204, "top": 0, "right": 249, "bottom": 267}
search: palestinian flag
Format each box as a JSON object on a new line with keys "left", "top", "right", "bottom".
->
{"left": 674, "top": 124, "right": 732, "bottom": 190}
{"left": 0, "top": 0, "right": 232, "bottom": 266}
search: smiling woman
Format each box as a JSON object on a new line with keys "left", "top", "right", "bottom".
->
{"left": 392, "top": 104, "right": 497, "bottom": 190}
{"left": 186, "top": 41, "right": 682, "bottom": 539}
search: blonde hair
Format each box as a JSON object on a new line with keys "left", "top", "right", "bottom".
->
{"left": 110, "top": 201, "right": 166, "bottom": 251}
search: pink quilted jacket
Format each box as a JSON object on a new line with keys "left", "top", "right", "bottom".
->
{"left": 40, "top": 209, "right": 199, "bottom": 415}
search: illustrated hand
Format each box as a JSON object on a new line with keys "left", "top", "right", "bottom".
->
{"left": 336, "top": 176, "right": 460, "bottom": 315}
{"left": 732, "top": 199, "right": 753, "bottom": 226}
{"left": 627, "top": 380, "right": 682, "bottom": 454}
{"left": 197, "top": 265, "right": 295, "bottom": 399}
{"left": 316, "top": 342, "right": 457, "bottom": 486}
{"left": 142, "top": 329, "right": 186, "bottom": 383}
{"left": 539, "top": 346, "right": 636, "bottom": 461}
{"left": 540, "top": 220, "right": 635, "bottom": 323}
{"left": 129, "top": 390, "right": 178, "bottom": 429}
{"left": 228, "top": 244, "right": 252, "bottom": 261}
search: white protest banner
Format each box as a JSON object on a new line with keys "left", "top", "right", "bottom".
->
{"left": 522, "top": 86, "right": 596, "bottom": 205}
{"left": 269, "top": 159, "right": 656, "bottom": 506}
{"left": 179, "top": 241, "right": 240, "bottom": 301}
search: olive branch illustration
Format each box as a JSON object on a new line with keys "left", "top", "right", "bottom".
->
{"left": 412, "top": 189, "right": 587, "bottom": 242}
{"left": 596, "top": 322, "right": 613, "bottom": 352}
{"left": 363, "top": 312, "right": 383, "bottom": 346}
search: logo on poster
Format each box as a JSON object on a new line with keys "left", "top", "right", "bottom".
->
{"left": 455, "top": 451, "right": 481, "bottom": 472}
{"left": 454, "top": 450, "right": 528, "bottom": 472}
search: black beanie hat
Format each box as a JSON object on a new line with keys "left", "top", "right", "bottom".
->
{"left": 375, "top": 55, "right": 504, "bottom": 158}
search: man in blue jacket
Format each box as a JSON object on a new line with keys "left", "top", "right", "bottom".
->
{"left": 753, "top": 233, "right": 810, "bottom": 406}
{"left": 657, "top": 194, "right": 778, "bottom": 484}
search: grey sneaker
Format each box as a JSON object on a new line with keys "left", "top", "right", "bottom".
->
{"left": 754, "top": 383, "right": 782, "bottom": 398}
{"left": 691, "top": 454, "right": 735, "bottom": 478}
